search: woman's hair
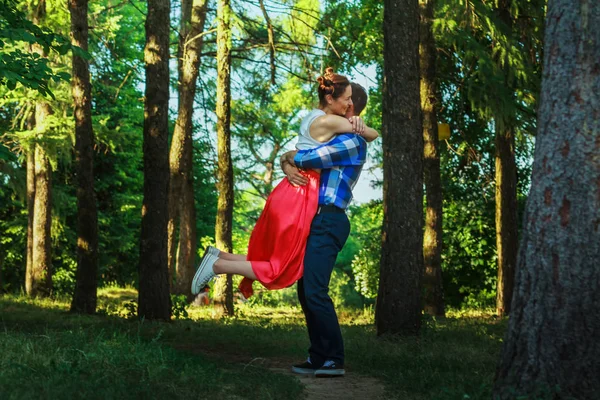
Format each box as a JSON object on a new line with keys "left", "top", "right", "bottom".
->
{"left": 317, "top": 67, "right": 350, "bottom": 107}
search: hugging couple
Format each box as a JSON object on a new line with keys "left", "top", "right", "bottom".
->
{"left": 192, "top": 68, "right": 378, "bottom": 377}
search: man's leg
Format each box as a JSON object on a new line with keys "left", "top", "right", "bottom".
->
{"left": 301, "top": 212, "right": 350, "bottom": 367}
{"left": 297, "top": 278, "right": 320, "bottom": 361}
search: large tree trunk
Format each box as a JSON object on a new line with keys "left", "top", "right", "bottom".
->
{"left": 494, "top": 0, "right": 518, "bottom": 317}
{"left": 69, "top": 0, "right": 99, "bottom": 314}
{"left": 376, "top": 0, "right": 423, "bottom": 336}
{"left": 493, "top": 0, "right": 600, "bottom": 398}
{"left": 213, "top": 0, "right": 234, "bottom": 316}
{"left": 419, "top": 0, "right": 445, "bottom": 317}
{"left": 138, "top": 0, "right": 171, "bottom": 320}
{"left": 169, "top": 0, "right": 208, "bottom": 296}
{"left": 29, "top": 0, "right": 53, "bottom": 297}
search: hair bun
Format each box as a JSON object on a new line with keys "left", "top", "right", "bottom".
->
{"left": 317, "top": 68, "right": 336, "bottom": 95}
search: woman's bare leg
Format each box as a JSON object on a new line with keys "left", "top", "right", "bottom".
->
{"left": 216, "top": 250, "right": 247, "bottom": 262}
{"left": 213, "top": 258, "right": 257, "bottom": 280}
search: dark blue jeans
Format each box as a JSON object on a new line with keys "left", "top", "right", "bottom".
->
{"left": 297, "top": 211, "right": 350, "bottom": 367}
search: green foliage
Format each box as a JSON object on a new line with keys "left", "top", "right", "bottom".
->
{"left": 343, "top": 201, "right": 382, "bottom": 300}
{"left": 0, "top": 0, "right": 78, "bottom": 97}
{"left": 170, "top": 294, "right": 190, "bottom": 320}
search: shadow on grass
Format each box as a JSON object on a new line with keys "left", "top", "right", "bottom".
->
{"left": 0, "top": 292, "right": 508, "bottom": 400}
{"left": 0, "top": 295, "right": 304, "bottom": 400}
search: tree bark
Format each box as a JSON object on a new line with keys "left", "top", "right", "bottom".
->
{"left": 25, "top": 127, "right": 35, "bottom": 295}
{"left": 419, "top": 0, "right": 445, "bottom": 317}
{"left": 175, "top": 164, "right": 197, "bottom": 299}
{"left": 494, "top": 0, "right": 518, "bottom": 318}
{"left": 376, "top": 0, "right": 423, "bottom": 336}
{"left": 138, "top": 0, "right": 171, "bottom": 320}
{"left": 493, "top": 0, "right": 600, "bottom": 397}
{"left": 29, "top": 0, "right": 53, "bottom": 297}
{"left": 69, "top": 0, "right": 99, "bottom": 314}
{"left": 213, "top": 0, "right": 234, "bottom": 316}
{"left": 32, "top": 140, "right": 53, "bottom": 296}
{"left": 168, "top": 0, "right": 208, "bottom": 297}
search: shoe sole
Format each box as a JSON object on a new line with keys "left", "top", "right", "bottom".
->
{"left": 191, "top": 249, "right": 213, "bottom": 295}
{"left": 291, "top": 367, "right": 316, "bottom": 375}
{"left": 314, "top": 369, "right": 345, "bottom": 378}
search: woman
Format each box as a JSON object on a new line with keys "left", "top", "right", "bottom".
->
{"left": 192, "top": 68, "right": 378, "bottom": 298}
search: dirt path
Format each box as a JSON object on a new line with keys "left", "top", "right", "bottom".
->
{"left": 175, "top": 345, "right": 387, "bottom": 399}
{"left": 246, "top": 358, "right": 388, "bottom": 400}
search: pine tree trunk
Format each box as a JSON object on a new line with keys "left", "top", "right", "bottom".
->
{"left": 493, "top": 0, "right": 600, "bottom": 397}
{"left": 25, "top": 141, "right": 35, "bottom": 295}
{"left": 494, "top": 0, "right": 518, "bottom": 318}
{"left": 494, "top": 120, "right": 518, "bottom": 317}
{"left": 28, "top": 0, "right": 53, "bottom": 298}
{"left": 175, "top": 164, "right": 197, "bottom": 300}
{"left": 213, "top": 0, "right": 234, "bottom": 316}
{"left": 376, "top": 0, "right": 424, "bottom": 335}
{"left": 69, "top": 0, "right": 99, "bottom": 314}
{"left": 32, "top": 140, "right": 52, "bottom": 296}
{"left": 169, "top": 0, "right": 207, "bottom": 295}
{"left": 419, "top": 0, "right": 445, "bottom": 317}
{"left": 138, "top": 0, "right": 171, "bottom": 320}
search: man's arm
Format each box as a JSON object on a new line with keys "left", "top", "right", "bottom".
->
{"left": 292, "top": 134, "right": 366, "bottom": 170}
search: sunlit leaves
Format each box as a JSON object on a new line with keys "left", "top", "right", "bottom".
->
{"left": 0, "top": 0, "right": 78, "bottom": 97}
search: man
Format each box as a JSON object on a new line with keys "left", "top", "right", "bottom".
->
{"left": 280, "top": 83, "right": 376, "bottom": 377}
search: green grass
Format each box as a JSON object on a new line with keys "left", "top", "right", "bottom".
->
{"left": 0, "top": 289, "right": 507, "bottom": 399}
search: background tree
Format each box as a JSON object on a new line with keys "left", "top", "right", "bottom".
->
{"left": 69, "top": 0, "right": 98, "bottom": 314}
{"left": 420, "top": 0, "right": 444, "bottom": 316}
{"left": 493, "top": 0, "right": 599, "bottom": 397}
{"left": 168, "top": 0, "right": 208, "bottom": 297}
{"left": 493, "top": 0, "right": 518, "bottom": 317}
{"left": 138, "top": 0, "right": 171, "bottom": 320}
{"left": 213, "top": 0, "right": 234, "bottom": 316}
{"left": 376, "top": 0, "right": 424, "bottom": 335}
{"left": 30, "top": 0, "right": 54, "bottom": 297}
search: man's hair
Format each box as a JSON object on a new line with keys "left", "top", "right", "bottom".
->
{"left": 350, "top": 82, "right": 368, "bottom": 115}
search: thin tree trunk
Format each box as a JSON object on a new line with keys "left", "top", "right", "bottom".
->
{"left": 494, "top": 0, "right": 518, "bottom": 317}
{"left": 138, "top": 0, "right": 171, "bottom": 320}
{"left": 69, "top": 0, "right": 99, "bottom": 314}
{"left": 494, "top": 119, "right": 518, "bottom": 317}
{"left": 0, "top": 248, "right": 4, "bottom": 293}
{"left": 25, "top": 128, "right": 35, "bottom": 295}
{"left": 32, "top": 140, "right": 52, "bottom": 296}
{"left": 175, "top": 163, "right": 197, "bottom": 299}
{"left": 169, "top": 0, "right": 208, "bottom": 296}
{"left": 493, "top": 0, "right": 600, "bottom": 397}
{"left": 376, "top": 0, "right": 423, "bottom": 336}
{"left": 420, "top": 0, "right": 445, "bottom": 317}
{"left": 213, "top": 0, "right": 234, "bottom": 316}
{"left": 30, "top": 0, "right": 53, "bottom": 297}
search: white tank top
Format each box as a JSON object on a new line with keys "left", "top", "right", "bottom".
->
{"left": 296, "top": 109, "right": 326, "bottom": 150}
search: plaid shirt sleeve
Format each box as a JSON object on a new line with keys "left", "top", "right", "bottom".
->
{"left": 293, "top": 134, "right": 366, "bottom": 169}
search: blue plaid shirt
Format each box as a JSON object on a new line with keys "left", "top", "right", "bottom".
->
{"left": 293, "top": 133, "right": 367, "bottom": 209}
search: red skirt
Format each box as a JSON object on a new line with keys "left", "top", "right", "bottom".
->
{"left": 239, "top": 170, "right": 320, "bottom": 298}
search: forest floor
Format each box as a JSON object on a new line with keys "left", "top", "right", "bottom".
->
{"left": 0, "top": 287, "right": 506, "bottom": 399}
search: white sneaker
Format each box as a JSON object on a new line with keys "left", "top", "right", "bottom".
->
{"left": 191, "top": 250, "right": 218, "bottom": 295}
{"left": 206, "top": 245, "right": 220, "bottom": 258}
